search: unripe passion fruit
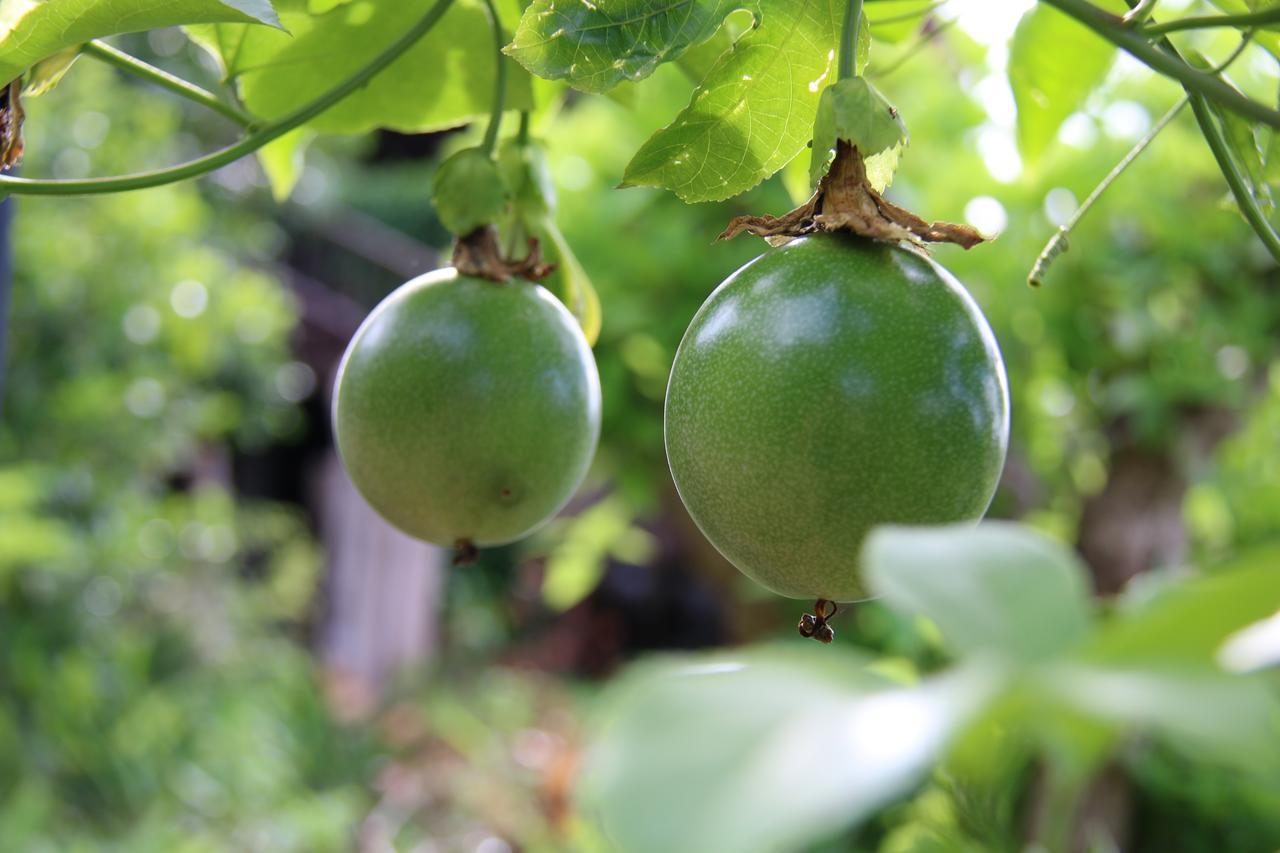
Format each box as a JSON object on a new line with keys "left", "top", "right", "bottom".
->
{"left": 333, "top": 269, "right": 601, "bottom": 548}
{"left": 665, "top": 234, "right": 1009, "bottom": 601}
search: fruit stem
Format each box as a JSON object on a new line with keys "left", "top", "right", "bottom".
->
{"left": 0, "top": 0, "right": 456, "bottom": 196}
{"left": 480, "top": 0, "right": 508, "bottom": 159}
{"left": 81, "top": 40, "right": 257, "bottom": 129}
{"left": 837, "top": 0, "right": 864, "bottom": 82}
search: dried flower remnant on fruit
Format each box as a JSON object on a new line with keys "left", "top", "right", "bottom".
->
{"left": 0, "top": 80, "right": 25, "bottom": 170}
{"left": 452, "top": 225, "right": 556, "bottom": 283}
{"left": 721, "top": 142, "right": 986, "bottom": 249}
{"left": 453, "top": 538, "right": 479, "bottom": 566}
{"left": 798, "top": 599, "right": 839, "bottom": 644}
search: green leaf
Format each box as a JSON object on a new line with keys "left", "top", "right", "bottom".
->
{"left": 0, "top": 0, "right": 281, "bottom": 86}
{"left": 864, "top": 523, "right": 1095, "bottom": 663}
{"left": 867, "top": 0, "right": 938, "bottom": 44}
{"left": 1038, "top": 664, "right": 1280, "bottom": 768}
{"left": 1080, "top": 544, "right": 1280, "bottom": 667}
{"left": 22, "top": 46, "right": 81, "bottom": 96}
{"left": 621, "top": 0, "right": 841, "bottom": 202}
{"left": 580, "top": 648, "right": 1000, "bottom": 853}
{"left": 1186, "top": 51, "right": 1276, "bottom": 214}
{"left": 809, "top": 76, "right": 908, "bottom": 191}
{"left": 256, "top": 128, "right": 313, "bottom": 201}
{"left": 506, "top": 0, "right": 741, "bottom": 94}
{"left": 541, "top": 496, "right": 653, "bottom": 610}
{"left": 1008, "top": 4, "right": 1116, "bottom": 164}
{"left": 189, "top": 0, "right": 533, "bottom": 135}
{"left": 1208, "top": 0, "right": 1280, "bottom": 60}
{"left": 431, "top": 147, "right": 510, "bottom": 236}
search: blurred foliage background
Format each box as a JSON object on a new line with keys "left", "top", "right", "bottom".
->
{"left": 3, "top": 2, "right": 1280, "bottom": 850}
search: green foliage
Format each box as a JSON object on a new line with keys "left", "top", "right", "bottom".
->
{"left": 809, "top": 76, "right": 908, "bottom": 190}
{"left": 497, "top": 137, "right": 602, "bottom": 344}
{"left": 582, "top": 523, "right": 1280, "bottom": 851}
{"left": 189, "top": 0, "right": 530, "bottom": 135}
{"left": 600, "top": 0, "right": 842, "bottom": 201}
{"left": 506, "top": 0, "right": 741, "bottom": 93}
{"left": 864, "top": 523, "right": 1094, "bottom": 663}
{"left": 1, "top": 59, "right": 374, "bottom": 848}
{"left": 0, "top": 0, "right": 280, "bottom": 86}
{"left": 1009, "top": 4, "right": 1116, "bottom": 164}
{"left": 581, "top": 646, "right": 997, "bottom": 853}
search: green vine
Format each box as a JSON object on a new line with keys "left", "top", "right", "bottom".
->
{"left": 837, "top": 0, "right": 864, "bottom": 82}
{"left": 81, "top": 40, "right": 255, "bottom": 129}
{"left": 1041, "top": 0, "right": 1280, "bottom": 130}
{"left": 1145, "top": 7, "right": 1280, "bottom": 36}
{"left": 1028, "top": 32, "right": 1258, "bottom": 285}
{"left": 0, "top": 0, "right": 456, "bottom": 197}
{"left": 479, "top": 0, "right": 507, "bottom": 158}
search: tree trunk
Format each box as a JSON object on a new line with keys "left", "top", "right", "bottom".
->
{"left": 315, "top": 452, "right": 446, "bottom": 714}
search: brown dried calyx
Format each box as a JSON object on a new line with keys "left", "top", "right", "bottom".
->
{"left": 720, "top": 141, "right": 986, "bottom": 250}
{"left": 0, "top": 79, "right": 25, "bottom": 171}
{"left": 452, "top": 225, "right": 556, "bottom": 283}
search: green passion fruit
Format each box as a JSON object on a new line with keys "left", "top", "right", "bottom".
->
{"left": 665, "top": 234, "right": 1009, "bottom": 602}
{"left": 333, "top": 269, "right": 601, "bottom": 548}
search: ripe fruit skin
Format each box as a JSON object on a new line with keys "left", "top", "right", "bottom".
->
{"left": 665, "top": 234, "right": 1009, "bottom": 602}
{"left": 333, "top": 269, "right": 600, "bottom": 547}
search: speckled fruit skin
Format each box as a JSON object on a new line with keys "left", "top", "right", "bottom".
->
{"left": 333, "top": 269, "right": 601, "bottom": 547}
{"left": 665, "top": 234, "right": 1009, "bottom": 602}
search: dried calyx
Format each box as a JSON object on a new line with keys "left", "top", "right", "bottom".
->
{"left": 452, "top": 225, "right": 556, "bottom": 283}
{"left": 1, "top": 79, "right": 25, "bottom": 171}
{"left": 721, "top": 141, "right": 986, "bottom": 250}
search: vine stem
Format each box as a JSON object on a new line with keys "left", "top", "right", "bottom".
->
{"left": 0, "top": 0, "right": 456, "bottom": 196}
{"left": 1028, "top": 98, "right": 1186, "bottom": 286}
{"left": 81, "top": 40, "right": 256, "bottom": 128}
{"left": 479, "top": 0, "right": 507, "bottom": 158}
{"left": 1120, "top": 0, "right": 1158, "bottom": 26}
{"left": 1040, "top": 0, "right": 1280, "bottom": 130}
{"left": 1028, "top": 32, "right": 1256, "bottom": 285}
{"left": 1146, "top": 7, "right": 1280, "bottom": 36}
{"left": 1130, "top": 0, "right": 1280, "bottom": 264}
{"left": 838, "top": 0, "right": 864, "bottom": 81}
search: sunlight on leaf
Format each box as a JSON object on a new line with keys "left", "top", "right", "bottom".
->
{"left": 621, "top": 0, "right": 841, "bottom": 202}
{"left": 1008, "top": 4, "right": 1115, "bottom": 164}
{"left": 0, "top": 0, "right": 281, "bottom": 86}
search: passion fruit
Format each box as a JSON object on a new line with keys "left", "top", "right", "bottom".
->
{"left": 665, "top": 234, "right": 1009, "bottom": 601}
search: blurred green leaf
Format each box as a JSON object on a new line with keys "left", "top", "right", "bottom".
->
{"left": 1081, "top": 545, "right": 1280, "bottom": 667}
{"left": 1038, "top": 664, "right": 1280, "bottom": 768}
{"left": 864, "top": 523, "right": 1094, "bottom": 663}
{"left": 867, "top": 0, "right": 939, "bottom": 44}
{"left": 620, "top": 0, "right": 840, "bottom": 202}
{"left": 580, "top": 648, "right": 1000, "bottom": 853}
{"left": 256, "top": 127, "right": 313, "bottom": 201}
{"left": 542, "top": 497, "right": 653, "bottom": 609}
{"left": 1008, "top": 4, "right": 1116, "bottom": 163}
